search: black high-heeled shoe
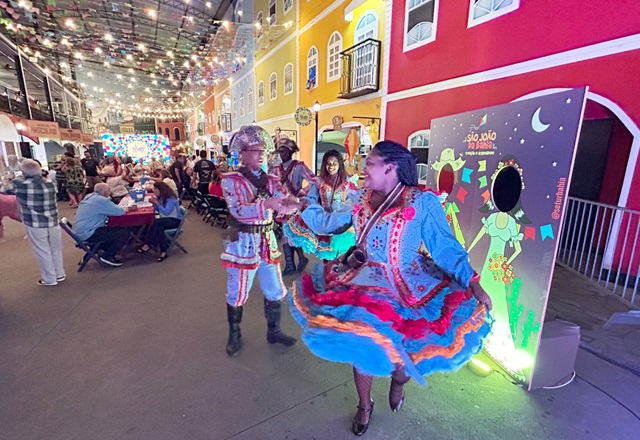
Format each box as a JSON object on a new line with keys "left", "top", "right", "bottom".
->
{"left": 389, "top": 380, "right": 405, "bottom": 412}
{"left": 157, "top": 253, "right": 168, "bottom": 262}
{"left": 352, "top": 400, "right": 374, "bottom": 436}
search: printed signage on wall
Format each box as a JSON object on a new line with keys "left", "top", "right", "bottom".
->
{"left": 26, "top": 120, "right": 60, "bottom": 139}
{"left": 427, "top": 88, "right": 588, "bottom": 389}
{"left": 60, "top": 128, "right": 82, "bottom": 142}
{"left": 81, "top": 134, "right": 93, "bottom": 145}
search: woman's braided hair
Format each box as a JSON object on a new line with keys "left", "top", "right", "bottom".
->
{"left": 370, "top": 140, "right": 419, "bottom": 187}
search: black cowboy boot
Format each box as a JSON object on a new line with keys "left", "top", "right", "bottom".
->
{"left": 226, "top": 304, "right": 243, "bottom": 357}
{"left": 294, "top": 247, "right": 309, "bottom": 273}
{"left": 282, "top": 244, "right": 296, "bottom": 276}
{"left": 264, "top": 299, "right": 297, "bottom": 346}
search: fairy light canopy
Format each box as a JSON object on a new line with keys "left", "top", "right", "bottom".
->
{"left": 0, "top": 0, "right": 298, "bottom": 124}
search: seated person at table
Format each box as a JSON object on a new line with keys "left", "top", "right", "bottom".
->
{"left": 102, "top": 165, "right": 134, "bottom": 204}
{"left": 73, "top": 183, "right": 131, "bottom": 267}
{"left": 208, "top": 171, "right": 223, "bottom": 197}
{"left": 137, "top": 181, "right": 183, "bottom": 262}
{"left": 152, "top": 169, "right": 178, "bottom": 193}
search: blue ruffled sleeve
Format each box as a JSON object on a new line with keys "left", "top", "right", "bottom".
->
{"left": 420, "top": 192, "right": 474, "bottom": 288}
{"left": 300, "top": 190, "right": 358, "bottom": 235}
{"left": 304, "top": 184, "right": 320, "bottom": 205}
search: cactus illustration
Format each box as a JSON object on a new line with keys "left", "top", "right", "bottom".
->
{"left": 506, "top": 278, "right": 524, "bottom": 342}
{"left": 521, "top": 310, "right": 541, "bottom": 348}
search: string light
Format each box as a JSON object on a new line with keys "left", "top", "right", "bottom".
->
{"left": 147, "top": 9, "right": 156, "bottom": 18}
{"left": 166, "top": 50, "right": 174, "bottom": 58}
{"left": 126, "top": 54, "right": 133, "bottom": 61}
{"left": 65, "top": 18, "right": 75, "bottom": 28}
{"left": 206, "top": 1, "right": 211, "bottom": 7}
{"left": 137, "top": 43, "right": 146, "bottom": 51}
{"left": 103, "top": 61, "right": 110, "bottom": 67}
{"left": 94, "top": 47, "right": 102, "bottom": 54}
{"left": 74, "top": 52, "right": 82, "bottom": 59}
{"left": 105, "top": 33, "right": 113, "bottom": 41}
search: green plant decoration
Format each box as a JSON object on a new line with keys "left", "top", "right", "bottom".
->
{"left": 521, "top": 310, "right": 541, "bottom": 348}
{"left": 506, "top": 278, "right": 524, "bottom": 342}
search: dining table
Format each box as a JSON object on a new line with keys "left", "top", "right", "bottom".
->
{"left": 107, "top": 194, "right": 156, "bottom": 254}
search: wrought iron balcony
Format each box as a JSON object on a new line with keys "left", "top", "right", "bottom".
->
{"left": 338, "top": 38, "right": 381, "bottom": 99}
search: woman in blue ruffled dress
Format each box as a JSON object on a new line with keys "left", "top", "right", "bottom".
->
{"left": 288, "top": 141, "right": 493, "bottom": 436}
{"left": 283, "top": 150, "right": 358, "bottom": 261}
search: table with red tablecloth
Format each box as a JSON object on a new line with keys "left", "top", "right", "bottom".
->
{"left": 107, "top": 196, "right": 156, "bottom": 254}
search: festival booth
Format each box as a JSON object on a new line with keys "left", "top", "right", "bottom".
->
{"left": 426, "top": 88, "right": 588, "bottom": 390}
{"left": 101, "top": 133, "right": 171, "bottom": 165}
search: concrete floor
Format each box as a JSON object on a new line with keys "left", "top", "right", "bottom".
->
{"left": 1, "top": 204, "right": 640, "bottom": 440}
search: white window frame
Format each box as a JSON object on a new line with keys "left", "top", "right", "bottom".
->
{"left": 283, "top": 0, "right": 292, "bottom": 16}
{"left": 268, "top": 0, "right": 276, "bottom": 25}
{"left": 284, "top": 63, "right": 293, "bottom": 95}
{"left": 232, "top": 96, "right": 238, "bottom": 120}
{"left": 247, "top": 87, "right": 254, "bottom": 113}
{"left": 468, "top": 0, "right": 520, "bottom": 28}
{"left": 307, "top": 46, "right": 318, "bottom": 89}
{"left": 256, "top": 11, "right": 264, "bottom": 39}
{"left": 269, "top": 72, "right": 277, "bottom": 101}
{"left": 258, "top": 81, "right": 265, "bottom": 106}
{"left": 355, "top": 11, "right": 379, "bottom": 43}
{"left": 240, "top": 93, "right": 245, "bottom": 117}
{"left": 326, "top": 31, "right": 342, "bottom": 83}
{"left": 403, "top": 0, "right": 439, "bottom": 53}
{"left": 408, "top": 130, "right": 430, "bottom": 184}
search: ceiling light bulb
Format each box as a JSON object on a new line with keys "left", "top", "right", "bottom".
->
{"left": 166, "top": 50, "right": 173, "bottom": 58}
{"left": 183, "top": 61, "right": 190, "bottom": 67}
{"left": 104, "top": 61, "right": 110, "bottom": 67}
{"left": 147, "top": 9, "right": 156, "bottom": 18}
{"left": 65, "top": 18, "right": 75, "bottom": 28}
{"left": 187, "top": 16, "right": 194, "bottom": 22}
{"left": 105, "top": 33, "right": 113, "bottom": 41}
{"left": 206, "top": 1, "right": 211, "bottom": 7}
{"left": 138, "top": 43, "right": 146, "bottom": 51}
{"left": 74, "top": 52, "right": 82, "bottom": 59}
{"left": 126, "top": 54, "right": 133, "bottom": 60}
{"left": 191, "top": 55, "right": 197, "bottom": 61}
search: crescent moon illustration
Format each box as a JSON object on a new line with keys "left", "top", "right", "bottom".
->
{"left": 532, "top": 107, "right": 550, "bottom": 133}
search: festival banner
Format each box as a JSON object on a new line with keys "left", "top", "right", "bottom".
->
{"left": 427, "top": 88, "right": 588, "bottom": 389}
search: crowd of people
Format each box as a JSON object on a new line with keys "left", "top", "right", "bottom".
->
{"left": 2, "top": 127, "right": 494, "bottom": 436}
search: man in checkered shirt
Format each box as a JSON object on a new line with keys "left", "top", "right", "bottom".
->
{"left": 14, "top": 159, "right": 65, "bottom": 286}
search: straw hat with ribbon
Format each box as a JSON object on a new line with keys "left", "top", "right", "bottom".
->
{"left": 431, "top": 148, "right": 466, "bottom": 171}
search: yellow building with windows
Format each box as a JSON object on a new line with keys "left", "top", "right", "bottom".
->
{"left": 297, "top": 0, "right": 387, "bottom": 172}
{"left": 253, "top": 0, "right": 299, "bottom": 141}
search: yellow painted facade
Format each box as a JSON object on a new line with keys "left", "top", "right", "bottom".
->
{"left": 297, "top": 0, "right": 386, "bottom": 168}
{"left": 253, "top": 0, "right": 298, "bottom": 138}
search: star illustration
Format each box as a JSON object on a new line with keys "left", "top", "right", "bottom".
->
{"left": 514, "top": 127, "right": 518, "bottom": 132}
{"left": 552, "top": 162, "right": 557, "bottom": 167}
{"left": 509, "top": 137, "right": 512, "bottom": 140}
{"left": 547, "top": 195, "right": 550, "bottom": 199}
{"left": 517, "top": 113, "right": 521, "bottom": 117}
{"left": 541, "top": 145, "right": 544, "bottom": 148}
{"left": 520, "top": 139, "right": 525, "bottom": 144}
{"left": 559, "top": 126, "right": 564, "bottom": 131}
{"left": 566, "top": 98, "right": 572, "bottom": 104}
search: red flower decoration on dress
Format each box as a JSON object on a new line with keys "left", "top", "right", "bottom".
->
{"left": 402, "top": 206, "right": 416, "bottom": 222}
{"left": 352, "top": 203, "right": 363, "bottom": 215}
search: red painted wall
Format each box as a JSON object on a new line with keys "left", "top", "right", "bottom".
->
{"left": 156, "top": 121, "right": 185, "bottom": 145}
{"left": 388, "top": 0, "right": 640, "bottom": 94}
